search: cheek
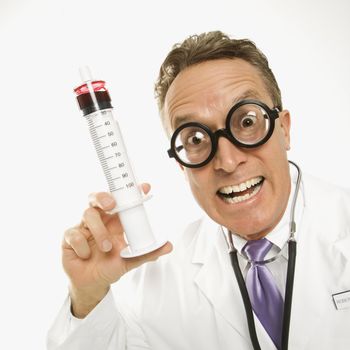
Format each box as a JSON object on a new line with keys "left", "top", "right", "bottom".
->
{"left": 185, "top": 169, "right": 200, "bottom": 191}
{"left": 185, "top": 168, "right": 212, "bottom": 199}
{"left": 265, "top": 131, "right": 290, "bottom": 169}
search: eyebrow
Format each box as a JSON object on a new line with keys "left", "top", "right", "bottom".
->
{"left": 231, "top": 89, "right": 263, "bottom": 105}
{"left": 172, "top": 114, "right": 194, "bottom": 130}
{"left": 172, "top": 89, "right": 264, "bottom": 130}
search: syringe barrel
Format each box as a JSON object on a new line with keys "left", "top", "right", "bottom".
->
{"left": 85, "top": 109, "right": 142, "bottom": 204}
{"left": 74, "top": 80, "right": 157, "bottom": 253}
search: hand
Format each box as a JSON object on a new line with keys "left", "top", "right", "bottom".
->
{"left": 62, "top": 183, "right": 172, "bottom": 317}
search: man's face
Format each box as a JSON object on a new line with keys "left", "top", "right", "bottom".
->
{"left": 163, "top": 59, "right": 291, "bottom": 240}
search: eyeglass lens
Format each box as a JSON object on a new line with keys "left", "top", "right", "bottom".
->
{"left": 230, "top": 104, "right": 270, "bottom": 145}
{"left": 174, "top": 103, "right": 271, "bottom": 165}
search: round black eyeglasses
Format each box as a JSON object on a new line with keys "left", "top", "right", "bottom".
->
{"left": 167, "top": 99, "right": 280, "bottom": 168}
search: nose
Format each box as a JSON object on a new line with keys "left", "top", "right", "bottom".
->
{"left": 213, "top": 135, "right": 248, "bottom": 173}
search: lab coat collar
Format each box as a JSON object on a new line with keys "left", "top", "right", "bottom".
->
{"left": 192, "top": 217, "right": 252, "bottom": 342}
{"left": 192, "top": 216, "right": 278, "bottom": 348}
{"left": 287, "top": 175, "right": 349, "bottom": 350}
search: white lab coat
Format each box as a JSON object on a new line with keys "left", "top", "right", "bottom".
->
{"left": 47, "top": 173, "right": 350, "bottom": 349}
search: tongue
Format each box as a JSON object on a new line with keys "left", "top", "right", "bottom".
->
{"left": 227, "top": 186, "right": 256, "bottom": 198}
{"left": 234, "top": 187, "right": 254, "bottom": 197}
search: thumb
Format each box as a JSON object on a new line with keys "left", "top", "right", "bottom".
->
{"left": 141, "top": 183, "right": 151, "bottom": 195}
{"left": 125, "top": 242, "right": 173, "bottom": 271}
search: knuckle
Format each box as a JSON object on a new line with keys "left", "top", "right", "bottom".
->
{"left": 88, "top": 192, "right": 97, "bottom": 205}
{"left": 64, "top": 227, "right": 75, "bottom": 239}
{"left": 89, "top": 192, "right": 113, "bottom": 206}
{"left": 95, "top": 192, "right": 108, "bottom": 201}
{"left": 83, "top": 207, "right": 97, "bottom": 220}
{"left": 69, "top": 233, "right": 86, "bottom": 247}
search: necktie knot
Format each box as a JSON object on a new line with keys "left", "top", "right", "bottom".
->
{"left": 244, "top": 238, "right": 272, "bottom": 262}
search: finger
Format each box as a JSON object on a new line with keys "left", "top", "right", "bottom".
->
{"left": 125, "top": 242, "right": 173, "bottom": 270}
{"left": 103, "top": 213, "right": 123, "bottom": 236}
{"left": 83, "top": 207, "right": 113, "bottom": 252}
{"left": 141, "top": 183, "right": 151, "bottom": 195}
{"left": 88, "top": 184, "right": 151, "bottom": 211}
{"left": 88, "top": 192, "right": 116, "bottom": 211}
{"left": 64, "top": 227, "right": 91, "bottom": 259}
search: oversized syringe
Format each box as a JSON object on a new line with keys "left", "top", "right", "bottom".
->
{"left": 74, "top": 67, "right": 167, "bottom": 258}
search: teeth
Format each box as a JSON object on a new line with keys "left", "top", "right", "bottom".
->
{"left": 219, "top": 176, "right": 263, "bottom": 195}
{"left": 221, "top": 183, "right": 261, "bottom": 204}
{"left": 233, "top": 185, "right": 240, "bottom": 192}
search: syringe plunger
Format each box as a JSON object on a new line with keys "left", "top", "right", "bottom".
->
{"left": 79, "top": 66, "right": 93, "bottom": 82}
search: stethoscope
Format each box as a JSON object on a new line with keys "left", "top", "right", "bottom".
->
{"left": 222, "top": 160, "right": 302, "bottom": 350}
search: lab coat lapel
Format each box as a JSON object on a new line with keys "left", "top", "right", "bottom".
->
{"left": 192, "top": 217, "right": 250, "bottom": 341}
{"left": 289, "top": 207, "right": 350, "bottom": 350}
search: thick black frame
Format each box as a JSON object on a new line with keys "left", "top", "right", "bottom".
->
{"left": 167, "top": 99, "right": 280, "bottom": 168}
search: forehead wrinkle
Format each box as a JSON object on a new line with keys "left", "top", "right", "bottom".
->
{"left": 171, "top": 88, "right": 267, "bottom": 131}
{"left": 166, "top": 68, "right": 239, "bottom": 121}
{"left": 164, "top": 60, "right": 272, "bottom": 132}
{"left": 231, "top": 89, "right": 265, "bottom": 104}
{"left": 167, "top": 77, "right": 223, "bottom": 111}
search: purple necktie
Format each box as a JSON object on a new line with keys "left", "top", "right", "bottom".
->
{"left": 244, "top": 238, "right": 283, "bottom": 350}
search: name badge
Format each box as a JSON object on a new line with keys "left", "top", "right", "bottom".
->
{"left": 332, "top": 290, "right": 350, "bottom": 310}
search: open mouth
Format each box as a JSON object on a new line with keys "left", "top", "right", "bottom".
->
{"left": 217, "top": 176, "right": 264, "bottom": 204}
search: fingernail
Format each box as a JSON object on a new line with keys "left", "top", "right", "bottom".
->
{"left": 100, "top": 197, "right": 114, "bottom": 208}
{"left": 102, "top": 239, "right": 112, "bottom": 252}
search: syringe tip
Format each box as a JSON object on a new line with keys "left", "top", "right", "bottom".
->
{"left": 79, "top": 66, "right": 93, "bottom": 82}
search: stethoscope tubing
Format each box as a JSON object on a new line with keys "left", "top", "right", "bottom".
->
{"left": 227, "top": 161, "right": 301, "bottom": 350}
{"left": 229, "top": 241, "right": 296, "bottom": 350}
{"left": 230, "top": 249, "right": 262, "bottom": 349}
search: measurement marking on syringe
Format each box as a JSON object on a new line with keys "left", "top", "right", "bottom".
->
{"left": 112, "top": 177, "right": 121, "bottom": 181}
{"left": 108, "top": 166, "right": 118, "bottom": 170}
{"left": 105, "top": 156, "right": 113, "bottom": 160}
{"left": 101, "top": 146, "right": 110, "bottom": 150}
{"left": 93, "top": 124, "right": 103, "bottom": 129}
{"left": 111, "top": 187, "right": 124, "bottom": 192}
{"left": 98, "top": 135, "right": 107, "bottom": 139}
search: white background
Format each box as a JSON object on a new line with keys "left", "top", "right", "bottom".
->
{"left": 0, "top": 0, "right": 349, "bottom": 348}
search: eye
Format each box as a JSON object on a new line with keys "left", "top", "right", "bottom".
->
{"left": 187, "top": 132, "right": 203, "bottom": 145}
{"left": 177, "top": 127, "right": 211, "bottom": 154}
{"left": 184, "top": 131, "right": 207, "bottom": 146}
{"left": 240, "top": 112, "right": 257, "bottom": 128}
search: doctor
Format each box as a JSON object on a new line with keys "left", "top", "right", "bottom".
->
{"left": 48, "top": 31, "right": 350, "bottom": 350}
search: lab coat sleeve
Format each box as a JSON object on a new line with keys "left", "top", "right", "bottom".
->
{"left": 47, "top": 289, "right": 151, "bottom": 350}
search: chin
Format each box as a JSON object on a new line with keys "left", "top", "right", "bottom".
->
{"left": 223, "top": 215, "right": 272, "bottom": 240}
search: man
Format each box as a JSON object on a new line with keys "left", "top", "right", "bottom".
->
{"left": 47, "top": 31, "right": 350, "bottom": 350}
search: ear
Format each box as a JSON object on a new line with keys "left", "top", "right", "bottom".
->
{"left": 279, "top": 110, "right": 291, "bottom": 150}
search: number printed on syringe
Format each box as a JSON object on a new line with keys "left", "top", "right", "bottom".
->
{"left": 86, "top": 109, "right": 141, "bottom": 206}
{"left": 74, "top": 67, "right": 167, "bottom": 258}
